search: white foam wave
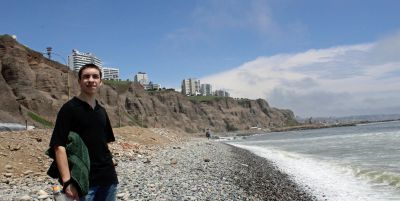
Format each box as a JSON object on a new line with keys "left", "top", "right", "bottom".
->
{"left": 352, "top": 168, "right": 400, "bottom": 188}
{"left": 238, "top": 130, "right": 399, "bottom": 145}
{"left": 229, "top": 143, "right": 400, "bottom": 201}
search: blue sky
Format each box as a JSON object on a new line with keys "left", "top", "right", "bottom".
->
{"left": 2, "top": 0, "right": 400, "bottom": 117}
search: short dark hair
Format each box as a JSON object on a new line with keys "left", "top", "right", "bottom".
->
{"left": 78, "top": 63, "right": 102, "bottom": 80}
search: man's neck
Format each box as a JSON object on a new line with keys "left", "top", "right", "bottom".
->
{"left": 77, "top": 93, "right": 96, "bottom": 109}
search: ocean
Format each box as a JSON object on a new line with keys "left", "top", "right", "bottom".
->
{"left": 226, "top": 121, "right": 400, "bottom": 201}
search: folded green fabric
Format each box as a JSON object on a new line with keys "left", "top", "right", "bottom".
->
{"left": 46, "top": 131, "right": 90, "bottom": 196}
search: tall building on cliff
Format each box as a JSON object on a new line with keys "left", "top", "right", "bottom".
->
{"left": 102, "top": 67, "right": 119, "bottom": 80}
{"left": 214, "top": 89, "right": 230, "bottom": 97}
{"left": 134, "top": 72, "right": 149, "bottom": 85}
{"left": 200, "top": 84, "right": 213, "bottom": 96}
{"left": 68, "top": 49, "right": 102, "bottom": 72}
{"left": 134, "top": 72, "right": 162, "bottom": 90}
{"left": 181, "top": 78, "right": 200, "bottom": 96}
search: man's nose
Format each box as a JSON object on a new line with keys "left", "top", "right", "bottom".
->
{"left": 88, "top": 75, "right": 95, "bottom": 81}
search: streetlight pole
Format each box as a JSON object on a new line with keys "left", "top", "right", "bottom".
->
{"left": 117, "top": 93, "right": 121, "bottom": 127}
{"left": 44, "top": 47, "right": 70, "bottom": 99}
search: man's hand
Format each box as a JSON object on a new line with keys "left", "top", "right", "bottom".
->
{"left": 54, "top": 146, "right": 79, "bottom": 200}
{"left": 64, "top": 183, "right": 80, "bottom": 200}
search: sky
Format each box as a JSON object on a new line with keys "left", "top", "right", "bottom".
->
{"left": 1, "top": 0, "right": 400, "bottom": 117}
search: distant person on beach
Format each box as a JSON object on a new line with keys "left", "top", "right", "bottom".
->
{"left": 206, "top": 128, "right": 211, "bottom": 139}
{"left": 49, "top": 63, "right": 118, "bottom": 201}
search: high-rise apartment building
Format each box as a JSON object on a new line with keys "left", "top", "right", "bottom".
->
{"left": 68, "top": 49, "right": 102, "bottom": 72}
{"left": 214, "top": 89, "right": 230, "bottom": 97}
{"left": 181, "top": 78, "right": 200, "bottom": 96}
{"left": 133, "top": 72, "right": 162, "bottom": 90}
{"left": 134, "top": 72, "right": 149, "bottom": 85}
{"left": 200, "top": 84, "right": 213, "bottom": 96}
{"left": 147, "top": 82, "right": 161, "bottom": 90}
{"left": 102, "top": 67, "right": 119, "bottom": 80}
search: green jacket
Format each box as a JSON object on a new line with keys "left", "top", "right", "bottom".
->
{"left": 46, "top": 131, "right": 90, "bottom": 196}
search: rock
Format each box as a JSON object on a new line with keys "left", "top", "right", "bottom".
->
{"left": 18, "top": 195, "right": 31, "bottom": 201}
{"left": 37, "top": 189, "right": 48, "bottom": 196}
{"left": 36, "top": 177, "right": 44, "bottom": 182}
{"left": 143, "top": 158, "right": 151, "bottom": 164}
{"left": 204, "top": 158, "right": 210, "bottom": 162}
{"left": 0, "top": 152, "right": 8, "bottom": 156}
{"left": 38, "top": 194, "right": 49, "bottom": 199}
{"left": 9, "top": 144, "right": 21, "bottom": 151}
{"left": 170, "top": 158, "right": 177, "bottom": 165}
{"left": 1, "top": 178, "right": 10, "bottom": 184}
{"left": 23, "top": 170, "right": 34, "bottom": 175}
{"left": 5, "top": 164, "right": 13, "bottom": 169}
{"left": 116, "top": 193, "right": 125, "bottom": 198}
{"left": 4, "top": 173, "right": 13, "bottom": 177}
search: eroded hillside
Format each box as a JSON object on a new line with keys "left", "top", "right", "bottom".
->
{"left": 0, "top": 34, "right": 298, "bottom": 133}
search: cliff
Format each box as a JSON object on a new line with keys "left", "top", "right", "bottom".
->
{"left": 0, "top": 34, "right": 298, "bottom": 133}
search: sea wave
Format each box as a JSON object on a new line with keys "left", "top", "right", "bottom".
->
{"left": 352, "top": 167, "right": 400, "bottom": 189}
{"left": 227, "top": 143, "right": 400, "bottom": 201}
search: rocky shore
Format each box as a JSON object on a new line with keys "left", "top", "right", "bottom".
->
{"left": 1, "top": 135, "right": 316, "bottom": 201}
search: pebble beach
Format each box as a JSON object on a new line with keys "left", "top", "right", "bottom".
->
{"left": 1, "top": 138, "right": 316, "bottom": 201}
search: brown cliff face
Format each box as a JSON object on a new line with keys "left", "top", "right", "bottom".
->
{"left": 0, "top": 34, "right": 298, "bottom": 132}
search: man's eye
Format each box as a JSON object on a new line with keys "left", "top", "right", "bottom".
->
{"left": 83, "top": 74, "right": 100, "bottom": 79}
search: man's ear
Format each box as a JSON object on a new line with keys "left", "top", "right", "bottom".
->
{"left": 99, "top": 79, "right": 103, "bottom": 86}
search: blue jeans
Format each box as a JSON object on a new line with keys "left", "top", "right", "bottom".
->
{"left": 80, "top": 184, "right": 118, "bottom": 201}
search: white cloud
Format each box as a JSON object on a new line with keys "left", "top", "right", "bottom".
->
{"left": 201, "top": 32, "right": 400, "bottom": 117}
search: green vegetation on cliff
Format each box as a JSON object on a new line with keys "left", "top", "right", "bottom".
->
{"left": 187, "top": 96, "right": 227, "bottom": 103}
{"left": 27, "top": 112, "right": 53, "bottom": 128}
{"left": 103, "top": 80, "right": 132, "bottom": 94}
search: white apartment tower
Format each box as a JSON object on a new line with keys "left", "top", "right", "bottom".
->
{"left": 181, "top": 78, "right": 200, "bottom": 96}
{"left": 68, "top": 49, "right": 102, "bottom": 72}
{"left": 200, "top": 84, "right": 213, "bottom": 96}
{"left": 134, "top": 72, "right": 149, "bottom": 85}
{"left": 102, "top": 67, "right": 119, "bottom": 80}
{"left": 214, "top": 90, "right": 230, "bottom": 97}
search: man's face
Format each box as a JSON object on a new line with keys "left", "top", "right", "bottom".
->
{"left": 79, "top": 67, "right": 102, "bottom": 95}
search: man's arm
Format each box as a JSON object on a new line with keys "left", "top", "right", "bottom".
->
{"left": 54, "top": 146, "right": 80, "bottom": 200}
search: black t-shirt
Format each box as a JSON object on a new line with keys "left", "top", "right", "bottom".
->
{"left": 50, "top": 97, "right": 118, "bottom": 186}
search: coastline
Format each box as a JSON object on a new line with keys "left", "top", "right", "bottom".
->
{"left": 225, "top": 143, "right": 316, "bottom": 201}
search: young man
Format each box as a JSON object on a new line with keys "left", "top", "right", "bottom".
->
{"left": 49, "top": 63, "right": 118, "bottom": 201}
